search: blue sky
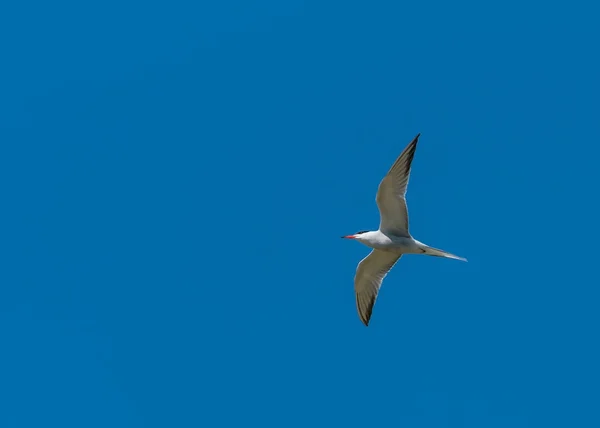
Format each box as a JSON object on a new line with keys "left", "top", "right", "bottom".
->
{"left": 1, "top": 0, "right": 599, "bottom": 426}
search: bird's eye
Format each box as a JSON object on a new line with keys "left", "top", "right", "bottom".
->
{"left": 356, "top": 230, "right": 368, "bottom": 235}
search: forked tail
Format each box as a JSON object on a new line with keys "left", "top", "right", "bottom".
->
{"left": 422, "top": 245, "right": 467, "bottom": 262}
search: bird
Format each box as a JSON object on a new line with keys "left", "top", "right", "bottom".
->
{"left": 342, "top": 133, "right": 467, "bottom": 326}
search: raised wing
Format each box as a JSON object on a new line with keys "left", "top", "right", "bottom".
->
{"left": 354, "top": 249, "right": 402, "bottom": 326}
{"left": 376, "top": 133, "right": 420, "bottom": 235}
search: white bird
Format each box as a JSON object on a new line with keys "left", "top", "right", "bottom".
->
{"left": 342, "top": 133, "right": 467, "bottom": 326}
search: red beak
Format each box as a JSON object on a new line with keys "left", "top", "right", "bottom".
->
{"left": 341, "top": 235, "right": 356, "bottom": 239}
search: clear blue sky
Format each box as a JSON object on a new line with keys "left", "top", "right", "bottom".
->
{"left": 1, "top": 0, "right": 599, "bottom": 426}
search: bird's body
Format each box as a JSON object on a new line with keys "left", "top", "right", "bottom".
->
{"left": 343, "top": 133, "right": 467, "bottom": 326}
{"left": 350, "top": 231, "right": 421, "bottom": 253}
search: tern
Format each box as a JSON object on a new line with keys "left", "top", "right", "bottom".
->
{"left": 342, "top": 133, "right": 467, "bottom": 326}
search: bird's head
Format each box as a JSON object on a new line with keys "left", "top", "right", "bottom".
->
{"left": 341, "top": 230, "right": 371, "bottom": 240}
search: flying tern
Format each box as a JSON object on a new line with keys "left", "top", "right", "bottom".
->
{"left": 342, "top": 133, "right": 467, "bottom": 326}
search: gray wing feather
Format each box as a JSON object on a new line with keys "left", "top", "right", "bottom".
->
{"left": 376, "top": 133, "right": 420, "bottom": 235}
{"left": 354, "top": 250, "right": 402, "bottom": 326}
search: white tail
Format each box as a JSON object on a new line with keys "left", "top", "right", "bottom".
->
{"left": 423, "top": 245, "right": 467, "bottom": 262}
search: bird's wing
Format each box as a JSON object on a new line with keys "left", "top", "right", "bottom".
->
{"left": 354, "top": 249, "right": 402, "bottom": 326}
{"left": 376, "top": 133, "right": 420, "bottom": 236}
